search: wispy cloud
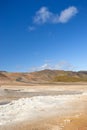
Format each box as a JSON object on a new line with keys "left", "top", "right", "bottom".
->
{"left": 30, "top": 61, "right": 76, "bottom": 72}
{"left": 33, "top": 6, "right": 78, "bottom": 24}
{"left": 28, "top": 26, "right": 36, "bottom": 32}
{"left": 53, "top": 61, "right": 76, "bottom": 70}
{"left": 30, "top": 64, "right": 51, "bottom": 72}
{"left": 39, "top": 63, "right": 52, "bottom": 70}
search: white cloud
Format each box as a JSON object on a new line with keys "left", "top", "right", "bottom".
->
{"left": 39, "top": 63, "right": 52, "bottom": 70}
{"left": 33, "top": 7, "right": 52, "bottom": 24}
{"left": 33, "top": 6, "right": 78, "bottom": 24}
{"left": 59, "top": 6, "right": 78, "bottom": 23}
{"left": 31, "top": 64, "right": 52, "bottom": 72}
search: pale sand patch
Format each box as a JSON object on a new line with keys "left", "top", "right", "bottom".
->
{"left": 0, "top": 113, "right": 87, "bottom": 130}
{"left": 0, "top": 92, "right": 87, "bottom": 126}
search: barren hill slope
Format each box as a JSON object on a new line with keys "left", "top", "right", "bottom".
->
{"left": 0, "top": 69, "right": 87, "bottom": 84}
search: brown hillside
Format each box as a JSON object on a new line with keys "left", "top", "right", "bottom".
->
{"left": 0, "top": 69, "right": 87, "bottom": 84}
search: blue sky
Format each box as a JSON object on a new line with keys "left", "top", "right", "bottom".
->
{"left": 0, "top": 0, "right": 87, "bottom": 72}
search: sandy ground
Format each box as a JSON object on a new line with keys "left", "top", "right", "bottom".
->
{"left": 0, "top": 83, "right": 87, "bottom": 130}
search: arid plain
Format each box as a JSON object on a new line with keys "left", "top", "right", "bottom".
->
{"left": 0, "top": 83, "right": 87, "bottom": 130}
{"left": 0, "top": 70, "right": 87, "bottom": 129}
